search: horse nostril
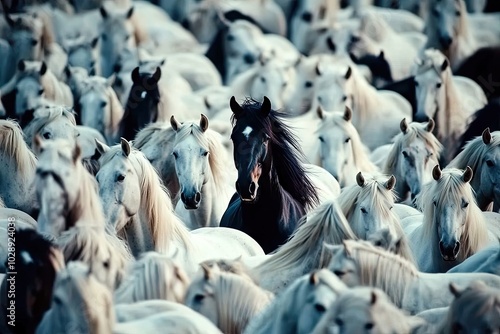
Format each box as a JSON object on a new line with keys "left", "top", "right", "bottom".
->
{"left": 194, "top": 192, "right": 201, "bottom": 203}
{"left": 243, "top": 53, "right": 255, "bottom": 64}
{"left": 249, "top": 182, "right": 256, "bottom": 195}
{"left": 453, "top": 242, "right": 460, "bottom": 255}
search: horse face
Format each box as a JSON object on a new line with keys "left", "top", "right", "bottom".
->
{"left": 15, "top": 77, "right": 44, "bottom": 117}
{"left": 329, "top": 249, "right": 360, "bottom": 287}
{"left": 173, "top": 134, "right": 209, "bottom": 210}
{"left": 399, "top": 142, "right": 434, "bottom": 200}
{"left": 96, "top": 153, "right": 141, "bottom": 232}
{"left": 318, "top": 121, "right": 353, "bottom": 186}
{"left": 251, "top": 64, "right": 293, "bottom": 110}
{"left": 435, "top": 198, "right": 468, "bottom": 261}
{"left": 184, "top": 277, "right": 218, "bottom": 326}
{"left": 431, "top": 0, "right": 461, "bottom": 50}
{"left": 355, "top": 194, "right": 397, "bottom": 241}
{"left": 78, "top": 90, "right": 107, "bottom": 135}
{"left": 231, "top": 123, "right": 269, "bottom": 202}
{"left": 9, "top": 27, "right": 43, "bottom": 61}
{"left": 67, "top": 45, "right": 96, "bottom": 74}
{"left": 100, "top": 15, "right": 135, "bottom": 77}
{"left": 414, "top": 70, "right": 446, "bottom": 122}
{"left": 225, "top": 24, "right": 260, "bottom": 78}
{"left": 298, "top": 283, "right": 339, "bottom": 334}
{"left": 315, "top": 67, "right": 353, "bottom": 112}
{"left": 285, "top": 57, "right": 318, "bottom": 115}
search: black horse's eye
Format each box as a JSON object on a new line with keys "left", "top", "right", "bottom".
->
{"left": 486, "top": 160, "right": 494, "bottom": 167}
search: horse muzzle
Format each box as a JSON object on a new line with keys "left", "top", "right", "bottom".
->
{"left": 236, "top": 181, "right": 258, "bottom": 202}
{"left": 181, "top": 192, "right": 201, "bottom": 210}
{"left": 439, "top": 240, "right": 460, "bottom": 261}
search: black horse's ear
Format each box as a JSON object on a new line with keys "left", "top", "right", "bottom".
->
{"left": 131, "top": 67, "right": 140, "bottom": 84}
{"left": 229, "top": 96, "right": 244, "bottom": 116}
{"left": 379, "top": 50, "right": 385, "bottom": 59}
{"left": 441, "top": 59, "right": 449, "bottom": 71}
{"left": 151, "top": 67, "right": 161, "bottom": 83}
{"left": 260, "top": 96, "right": 271, "bottom": 117}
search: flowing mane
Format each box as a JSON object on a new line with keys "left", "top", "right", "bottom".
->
{"left": 418, "top": 168, "right": 489, "bottom": 261}
{"left": 231, "top": 98, "right": 319, "bottom": 209}
{"left": 99, "top": 145, "right": 192, "bottom": 253}
{"left": 254, "top": 200, "right": 357, "bottom": 277}
{"left": 340, "top": 240, "right": 419, "bottom": 308}
{"left": 23, "top": 106, "right": 77, "bottom": 147}
{"left": 449, "top": 130, "right": 500, "bottom": 174}
{"left": 132, "top": 121, "right": 175, "bottom": 149}
{"left": 114, "top": 252, "right": 190, "bottom": 304}
{"left": 0, "top": 119, "right": 37, "bottom": 176}
{"left": 384, "top": 121, "right": 443, "bottom": 174}
{"left": 173, "top": 122, "right": 229, "bottom": 194}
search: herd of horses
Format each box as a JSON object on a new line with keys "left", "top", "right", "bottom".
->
{"left": 0, "top": 0, "right": 500, "bottom": 333}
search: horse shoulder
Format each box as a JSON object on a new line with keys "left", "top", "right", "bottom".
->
{"left": 454, "top": 76, "right": 488, "bottom": 107}
{"left": 378, "top": 90, "right": 413, "bottom": 116}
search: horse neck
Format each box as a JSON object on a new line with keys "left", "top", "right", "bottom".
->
{"left": 122, "top": 213, "right": 156, "bottom": 257}
{"left": 350, "top": 73, "right": 380, "bottom": 122}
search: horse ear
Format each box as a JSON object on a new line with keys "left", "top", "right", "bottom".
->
{"left": 95, "top": 139, "right": 110, "bottom": 155}
{"left": 426, "top": 118, "right": 435, "bottom": 132}
{"left": 18, "top": 60, "right": 26, "bottom": 72}
{"left": 260, "top": 96, "right": 271, "bottom": 117}
{"left": 229, "top": 96, "right": 244, "bottom": 116}
{"left": 356, "top": 172, "right": 365, "bottom": 187}
{"left": 99, "top": 6, "right": 108, "bottom": 19}
{"left": 201, "top": 263, "right": 212, "bottom": 280}
{"left": 463, "top": 166, "right": 473, "bottom": 183}
{"left": 90, "top": 36, "right": 99, "bottom": 48}
{"left": 309, "top": 271, "right": 320, "bottom": 285}
{"left": 326, "top": 36, "right": 336, "bottom": 52}
{"left": 204, "top": 97, "right": 211, "bottom": 110}
{"left": 344, "top": 106, "right": 352, "bottom": 121}
{"left": 315, "top": 62, "right": 322, "bottom": 76}
{"left": 106, "top": 74, "right": 116, "bottom": 87}
{"left": 200, "top": 114, "right": 209, "bottom": 132}
{"left": 125, "top": 6, "right": 134, "bottom": 19}
{"left": 120, "top": 137, "right": 131, "bottom": 157}
{"left": 385, "top": 175, "right": 396, "bottom": 190}
{"left": 441, "top": 59, "right": 449, "bottom": 72}
{"left": 400, "top": 118, "right": 408, "bottom": 134}
{"left": 370, "top": 291, "right": 377, "bottom": 305}
{"left": 317, "top": 106, "right": 325, "bottom": 120}
{"left": 394, "top": 237, "right": 403, "bottom": 253}
{"left": 345, "top": 66, "right": 352, "bottom": 80}
{"left": 379, "top": 51, "right": 385, "bottom": 59}
{"left": 432, "top": 165, "right": 442, "bottom": 181}
{"left": 449, "top": 282, "right": 463, "bottom": 298}
{"left": 170, "top": 115, "right": 180, "bottom": 132}
{"left": 73, "top": 144, "right": 82, "bottom": 163}
{"left": 482, "top": 127, "right": 491, "bottom": 144}
{"left": 342, "top": 239, "right": 351, "bottom": 257}
{"left": 40, "top": 62, "right": 47, "bottom": 76}
{"left": 151, "top": 67, "right": 162, "bottom": 84}
{"left": 131, "top": 67, "right": 140, "bottom": 84}
{"left": 294, "top": 55, "right": 302, "bottom": 67}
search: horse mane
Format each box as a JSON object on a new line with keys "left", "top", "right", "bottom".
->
{"left": 99, "top": 146, "right": 192, "bottom": 253}
{"left": 174, "top": 122, "right": 229, "bottom": 194}
{"left": 359, "top": 11, "right": 391, "bottom": 42}
{"left": 341, "top": 64, "right": 377, "bottom": 122}
{"left": 449, "top": 131, "right": 500, "bottom": 176}
{"left": 57, "top": 225, "right": 132, "bottom": 289}
{"left": 0, "top": 119, "right": 37, "bottom": 177}
{"left": 340, "top": 240, "right": 419, "bottom": 308}
{"left": 23, "top": 106, "right": 76, "bottom": 147}
{"left": 384, "top": 121, "right": 443, "bottom": 174}
{"left": 114, "top": 252, "right": 190, "bottom": 304}
{"left": 318, "top": 111, "right": 378, "bottom": 173}
{"left": 439, "top": 281, "right": 500, "bottom": 333}
{"left": 231, "top": 98, "right": 319, "bottom": 209}
{"left": 254, "top": 200, "right": 357, "bottom": 277}
{"left": 418, "top": 168, "right": 490, "bottom": 260}
{"left": 196, "top": 270, "right": 273, "bottom": 334}
{"left": 132, "top": 121, "right": 174, "bottom": 149}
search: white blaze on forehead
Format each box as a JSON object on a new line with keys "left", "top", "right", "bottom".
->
{"left": 141, "top": 91, "right": 147, "bottom": 99}
{"left": 21, "top": 251, "right": 34, "bottom": 265}
{"left": 242, "top": 126, "right": 253, "bottom": 139}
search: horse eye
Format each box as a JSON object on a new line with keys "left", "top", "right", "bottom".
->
{"left": 314, "top": 303, "right": 327, "bottom": 313}
{"left": 42, "top": 132, "right": 51, "bottom": 139}
{"left": 433, "top": 200, "right": 437, "bottom": 207}
{"left": 433, "top": 8, "right": 439, "bottom": 16}
{"left": 53, "top": 297, "right": 62, "bottom": 305}
{"left": 227, "top": 34, "right": 234, "bottom": 41}
{"left": 486, "top": 160, "right": 494, "bottom": 167}
{"left": 260, "top": 77, "right": 266, "bottom": 83}
{"left": 39, "top": 88, "right": 44, "bottom": 95}
{"left": 100, "top": 101, "right": 107, "bottom": 108}
{"left": 333, "top": 270, "right": 345, "bottom": 277}
{"left": 436, "top": 83, "right": 442, "bottom": 88}
{"left": 194, "top": 294, "right": 205, "bottom": 302}
{"left": 365, "top": 322, "right": 374, "bottom": 330}
{"left": 375, "top": 241, "right": 382, "bottom": 246}
{"left": 455, "top": 10, "right": 461, "bottom": 16}
{"left": 103, "top": 260, "right": 109, "bottom": 268}
{"left": 116, "top": 174, "right": 125, "bottom": 182}
{"left": 319, "top": 136, "right": 324, "bottom": 142}
{"left": 304, "top": 81, "right": 313, "bottom": 88}
{"left": 172, "top": 152, "right": 179, "bottom": 159}
{"left": 462, "top": 201, "right": 469, "bottom": 208}
{"left": 342, "top": 95, "right": 347, "bottom": 101}
{"left": 31, "top": 38, "right": 38, "bottom": 46}
{"left": 414, "top": 80, "right": 419, "bottom": 87}
{"left": 202, "top": 151, "right": 209, "bottom": 157}
{"left": 402, "top": 151, "right": 409, "bottom": 158}
{"left": 344, "top": 137, "right": 351, "bottom": 143}
{"left": 335, "top": 318, "right": 344, "bottom": 326}
{"left": 361, "top": 207, "right": 367, "bottom": 214}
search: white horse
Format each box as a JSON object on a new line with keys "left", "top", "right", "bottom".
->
{"left": 448, "top": 128, "right": 500, "bottom": 211}
{"left": 185, "top": 264, "right": 273, "bottom": 334}
{"left": 413, "top": 49, "right": 486, "bottom": 163}
{"left": 244, "top": 269, "right": 347, "bottom": 334}
{"left": 383, "top": 118, "right": 442, "bottom": 204}
{"left": 78, "top": 75, "right": 124, "bottom": 144}
{"left": 312, "top": 287, "right": 424, "bottom": 333}
{"left": 0, "top": 120, "right": 38, "bottom": 216}
{"left": 326, "top": 239, "right": 500, "bottom": 314}
{"left": 95, "top": 138, "right": 264, "bottom": 275}
{"left": 403, "top": 165, "right": 499, "bottom": 273}
{"left": 316, "top": 106, "right": 379, "bottom": 187}
{"left": 247, "top": 200, "right": 357, "bottom": 294}
{"left": 425, "top": 0, "right": 500, "bottom": 70}
{"left": 337, "top": 172, "right": 416, "bottom": 263}
{"left": 314, "top": 62, "right": 412, "bottom": 150}
{"left": 34, "top": 138, "right": 105, "bottom": 237}
{"left": 170, "top": 115, "right": 233, "bottom": 229}
{"left": 448, "top": 244, "right": 500, "bottom": 276}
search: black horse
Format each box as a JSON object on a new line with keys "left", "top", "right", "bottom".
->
{"left": 118, "top": 66, "right": 161, "bottom": 141}
{"left": 220, "top": 96, "right": 319, "bottom": 253}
